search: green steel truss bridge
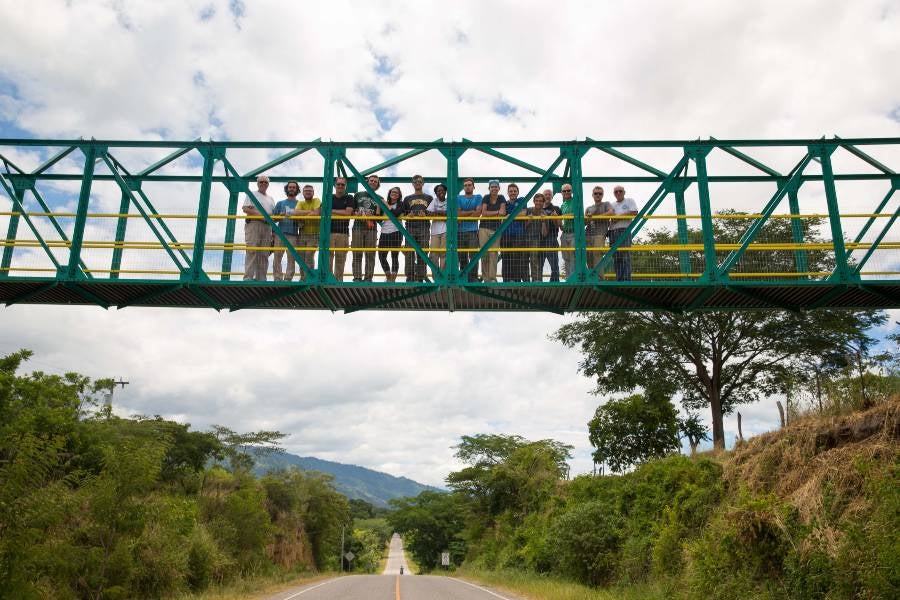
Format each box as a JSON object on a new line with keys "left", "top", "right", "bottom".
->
{"left": 0, "top": 137, "right": 898, "bottom": 313}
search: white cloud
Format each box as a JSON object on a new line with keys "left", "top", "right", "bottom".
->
{"left": 1, "top": 0, "right": 898, "bottom": 486}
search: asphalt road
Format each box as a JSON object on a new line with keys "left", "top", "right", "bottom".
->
{"left": 382, "top": 533, "right": 411, "bottom": 575}
{"left": 263, "top": 534, "right": 523, "bottom": 600}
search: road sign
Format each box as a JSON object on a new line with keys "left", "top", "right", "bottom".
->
{"left": 344, "top": 552, "right": 355, "bottom": 562}
{"left": 441, "top": 552, "right": 450, "bottom": 566}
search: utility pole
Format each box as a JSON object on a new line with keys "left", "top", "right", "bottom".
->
{"left": 340, "top": 525, "right": 344, "bottom": 573}
{"left": 105, "top": 377, "right": 130, "bottom": 410}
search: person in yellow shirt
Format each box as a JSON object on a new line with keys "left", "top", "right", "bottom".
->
{"left": 294, "top": 185, "right": 322, "bottom": 280}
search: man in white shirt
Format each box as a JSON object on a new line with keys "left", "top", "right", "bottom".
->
{"left": 427, "top": 183, "right": 448, "bottom": 277}
{"left": 608, "top": 186, "right": 638, "bottom": 281}
{"left": 242, "top": 175, "right": 276, "bottom": 281}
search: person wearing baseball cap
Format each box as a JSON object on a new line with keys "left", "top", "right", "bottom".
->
{"left": 479, "top": 179, "right": 506, "bottom": 282}
{"left": 401, "top": 175, "right": 432, "bottom": 282}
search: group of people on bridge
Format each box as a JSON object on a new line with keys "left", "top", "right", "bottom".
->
{"left": 241, "top": 174, "right": 639, "bottom": 283}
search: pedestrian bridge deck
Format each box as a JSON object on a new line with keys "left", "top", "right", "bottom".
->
{"left": 1, "top": 137, "right": 897, "bottom": 313}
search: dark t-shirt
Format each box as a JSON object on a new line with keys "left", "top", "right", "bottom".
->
{"left": 402, "top": 193, "right": 432, "bottom": 233}
{"left": 544, "top": 203, "right": 562, "bottom": 236}
{"left": 330, "top": 194, "right": 356, "bottom": 234}
{"left": 480, "top": 195, "right": 506, "bottom": 231}
{"left": 352, "top": 191, "right": 382, "bottom": 229}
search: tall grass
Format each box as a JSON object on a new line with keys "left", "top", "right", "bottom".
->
{"left": 458, "top": 567, "right": 678, "bottom": 600}
{"left": 175, "top": 571, "right": 331, "bottom": 600}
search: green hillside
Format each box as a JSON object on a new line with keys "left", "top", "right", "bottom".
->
{"left": 251, "top": 451, "right": 443, "bottom": 507}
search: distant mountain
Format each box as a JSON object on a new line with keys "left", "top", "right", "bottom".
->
{"left": 251, "top": 451, "right": 443, "bottom": 508}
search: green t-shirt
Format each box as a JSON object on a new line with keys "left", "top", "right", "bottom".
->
{"left": 560, "top": 199, "right": 575, "bottom": 233}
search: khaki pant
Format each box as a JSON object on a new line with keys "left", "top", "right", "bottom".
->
{"left": 560, "top": 231, "right": 575, "bottom": 279}
{"left": 273, "top": 233, "right": 300, "bottom": 281}
{"left": 297, "top": 231, "right": 318, "bottom": 280}
{"left": 243, "top": 221, "right": 272, "bottom": 281}
{"left": 586, "top": 232, "right": 607, "bottom": 275}
{"left": 478, "top": 228, "right": 501, "bottom": 282}
{"left": 351, "top": 226, "right": 378, "bottom": 281}
{"left": 430, "top": 232, "right": 446, "bottom": 275}
{"left": 329, "top": 232, "right": 349, "bottom": 281}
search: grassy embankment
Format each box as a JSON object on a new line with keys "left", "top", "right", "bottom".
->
{"left": 456, "top": 400, "right": 899, "bottom": 600}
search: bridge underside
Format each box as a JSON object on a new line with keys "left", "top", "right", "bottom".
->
{"left": 2, "top": 278, "right": 896, "bottom": 313}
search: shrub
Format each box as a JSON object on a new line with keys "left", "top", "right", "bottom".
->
{"left": 551, "top": 499, "right": 623, "bottom": 586}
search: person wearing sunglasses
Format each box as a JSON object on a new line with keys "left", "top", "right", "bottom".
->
{"left": 329, "top": 177, "right": 356, "bottom": 281}
{"left": 608, "top": 186, "right": 638, "bottom": 281}
{"left": 585, "top": 186, "right": 613, "bottom": 275}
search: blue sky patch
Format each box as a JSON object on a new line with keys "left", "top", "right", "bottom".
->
{"left": 199, "top": 4, "right": 216, "bottom": 21}
{"left": 0, "top": 118, "right": 35, "bottom": 140}
{"left": 374, "top": 107, "right": 398, "bottom": 131}
{"left": 889, "top": 105, "right": 900, "bottom": 123}
{"left": 358, "top": 85, "right": 398, "bottom": 132}
{"left": 229, "top": 0, "right": 245, "bottom": 23}
{"left": 374, "top": 54, "right": 395, "bottom": 77}
{"left": 493, "top": 98, "right": 517, "bottom": 117}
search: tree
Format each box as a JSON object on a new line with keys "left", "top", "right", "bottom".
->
{"left": 678, "top": 411, "right": 709, "bottom": 456}
{"left": 555, "top": 214, "right": 887, "bottom": 449}
{"left": 587, "top": 392, "right": 680, "bottom": 473}
{"left": 445, "top": 434, "right": 572, "bottom": 519}
{"left": 209, "top": 424, "right": 286, "bottom": 471}
{"left": 387, "top": 491, "right": 467, "bottom": 571}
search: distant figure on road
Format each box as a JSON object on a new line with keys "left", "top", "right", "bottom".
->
{"left": 609, "top": 185, "right": 639, "bottom": 281}
{"left": 242, "top": 174, "right": 276, "bottom": 281}
{"left": 400, "top": 566, "right": 404, "bottom": 575}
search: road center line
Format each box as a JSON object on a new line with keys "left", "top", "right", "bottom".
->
{"left": 281, "top": 577, "right": 341, "bottom": 599}
{"left": 449, "top": 577, "right": 516, "bottom": 600}
{"left": 395, "top": 573, "right": 401, "bottom": 600}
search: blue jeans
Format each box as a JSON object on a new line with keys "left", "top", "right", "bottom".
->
{"left": 538, "top": 240, "right": 560, "bottom": 282}
{"left": 607, "top": 228, "right": 632, "bottom": 281}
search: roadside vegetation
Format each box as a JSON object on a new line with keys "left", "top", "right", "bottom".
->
{"left": 0, "top": 350, "right": 386, "bottom": 599}
{"left": 389, "top": 315, "right": 899, "bottom": 599}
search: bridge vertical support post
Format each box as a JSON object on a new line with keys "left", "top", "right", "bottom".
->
{"left": 565, "top": 144, "right": 588, "bottom": 282}
{"left": 186, "top": 146, "right": 221, "bottom": 281}
{"left": 786, "top": 178, "right": 808, "bottom": 279}
{"left": 1, "top": 186, "right": 25, "bottom": 278}
{"left": 813, "top": 143, "right": 852, "bottom": 283}
{"left": 674, "top": 179, "right": 691, "bottom": 279}
{"left": 440, "top": 144, "right": 461, "bottom": 285}
{"left": 64, "top": 144, "right": 99, "bottom": 280}
{"left": 687, "top": 145, "right": 716, "bottom": 282}
{"left": 221, "top": 182, "right": 240, "bottom": 281}
{"left": 317, "top": 145, "right": 337, "bottom": 283}
{"left": 110, "top": 185, "right": 134, "bottom": 280}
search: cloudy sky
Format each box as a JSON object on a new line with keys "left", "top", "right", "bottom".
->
{"left": 1, "top": 0, "right": 898, "bottom": 486}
